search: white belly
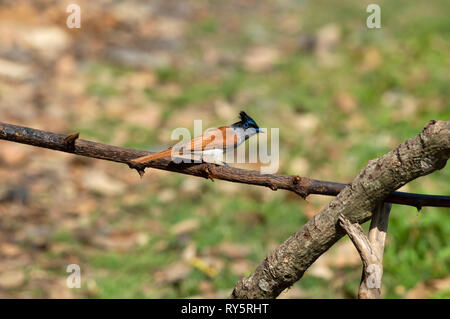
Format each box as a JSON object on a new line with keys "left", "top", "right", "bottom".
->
{"left": 199, "top": 148, "right": 224, "bottom": 157}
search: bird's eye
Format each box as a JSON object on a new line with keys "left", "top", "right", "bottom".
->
{"left": 244, "top": 122, "right": 249, "bottom": 129}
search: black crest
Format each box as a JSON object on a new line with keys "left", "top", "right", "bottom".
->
{"left": 239, "top": 111, "right": 259, "bottom": 128}
{"left": 239, "top": 111, "right": 249, "bottom": 121}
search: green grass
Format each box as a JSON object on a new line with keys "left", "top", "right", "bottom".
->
{"left": 56, "top": 0, "right": 450, "bottom": 298}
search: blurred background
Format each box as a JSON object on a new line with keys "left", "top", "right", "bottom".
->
{"left": 0, "top": 0, "right": 449, "bottom": 298}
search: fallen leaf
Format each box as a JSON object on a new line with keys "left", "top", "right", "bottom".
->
{"left": 334, "top": 92, "right": 358, "bottom": 113}
{"left": 315, "top": 24, "right": 341, "bottom": 66}
{"left": 154, "top": 261, "right": 191, "bottom": 284}
{"left": 126, "top": 103, "right": 162, "bottom": 128}
{"left": 171, "top": 219, "right": 200, "bottom": 236}
{"left": 243, "top": 47, "right": 279, "bottom": 72}
{"left": 198, "top": 280, "right": 214, "bottom": 294}
{"left": 307, "top": 256, "right": 334, "bottom": 280}
{"left": 279, "top": 286, "right": 306, "bottom": 299}
{"left": 83, "top": 170, "right": 126, "bottom": 196}
{"left": 154, "top": 17, "right": 186, "bottom": 39}
{"left": 0, "top": 243, "right": 22, "bottom": 257}
{"left": 0, "top": 270, "right": 26, "bottom": 289}
{"left": 230, "top": 259, "right": 253, "bottom": 276}
{"left": 23, "top": 26, "right": 70, "bottom": 60}
{"left": 93, "top": 231, "right": 139, "bottom": 251}
{"left": 293, "top": 113, "right": 320, "bottom": 133}
{"left": 180, "top": 178, "right": 202, "bottom": 196}
{"left": 0, "top": 58, "right": 32, "bottom": 81}
{"left": 182, "top": 243, "right": 197, "bottom": 261}
{"left": 330, "top": 240, "right": 361, "bottom": 268}
{"left": 190, "top": 257, "right": 218, "bottom": 278}
{"left": 361, "top": 47, "right": 382, "bottom": 71}
{"left": 0, "top": 143, "right": 30, "bottom": 166}
{"left": 217, "top": 242, "right": 251, "bottom": 259}
{"left": 157, "top": 188, "right": 177, "bottom": 203}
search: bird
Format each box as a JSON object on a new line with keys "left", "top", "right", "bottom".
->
{"left": 130, "top": 111, "right": 264, "bottom": 166}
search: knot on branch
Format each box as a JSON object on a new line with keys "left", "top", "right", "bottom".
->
{"left": 423, "top": 119, "right": 437, "bottom": 131}
{"left": 292, "top": 187, "right": 308, "bottom": 200}
{"left": 203, "top": 166, "right": 215, "bottom": 182}
{"left": 127, "top": 161, "right": 146, "bottom": 178}
{"left": 292, "top": 176, "right": 301, "bottom": 184}
{"left": 64, "top": 132, "right": 79, "bottom": 151}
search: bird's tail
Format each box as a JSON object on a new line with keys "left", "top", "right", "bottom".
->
{"left": 130, "top": 148, "right": 176, "bottom": 165}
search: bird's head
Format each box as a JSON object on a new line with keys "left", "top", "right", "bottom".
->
{"left": 235, "top": 111, "right": 264, "bottom": 137}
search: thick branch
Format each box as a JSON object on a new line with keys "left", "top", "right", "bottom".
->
{"left": 231, "top": 120, "right": 449, "bottom": 299}
{"left": 0, "top": 121, "right": 449, "bottom": 208}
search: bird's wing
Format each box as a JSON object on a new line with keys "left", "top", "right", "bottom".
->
{"left": 180, "top": 126, "right": 238, "bottom": 152}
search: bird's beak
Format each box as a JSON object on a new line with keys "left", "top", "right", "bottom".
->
{"left": 257, "top": 128, "right": 265, "bottom": 133}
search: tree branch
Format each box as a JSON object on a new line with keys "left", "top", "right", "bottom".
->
{"left": 231, "top": 120, "right": 449, "bottom": 298}
{"left": 0, "top": 121, "right": 449, "bottom": 209}
{"left": 339, "top": 202, "right": 391, "bottom": 299}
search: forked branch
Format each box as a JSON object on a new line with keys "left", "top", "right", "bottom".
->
{"left": 339, "top": 203, "right": 391, "bottom": 299}
{"left": 231, "top": 120, "right": 449, "bottom": 298}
